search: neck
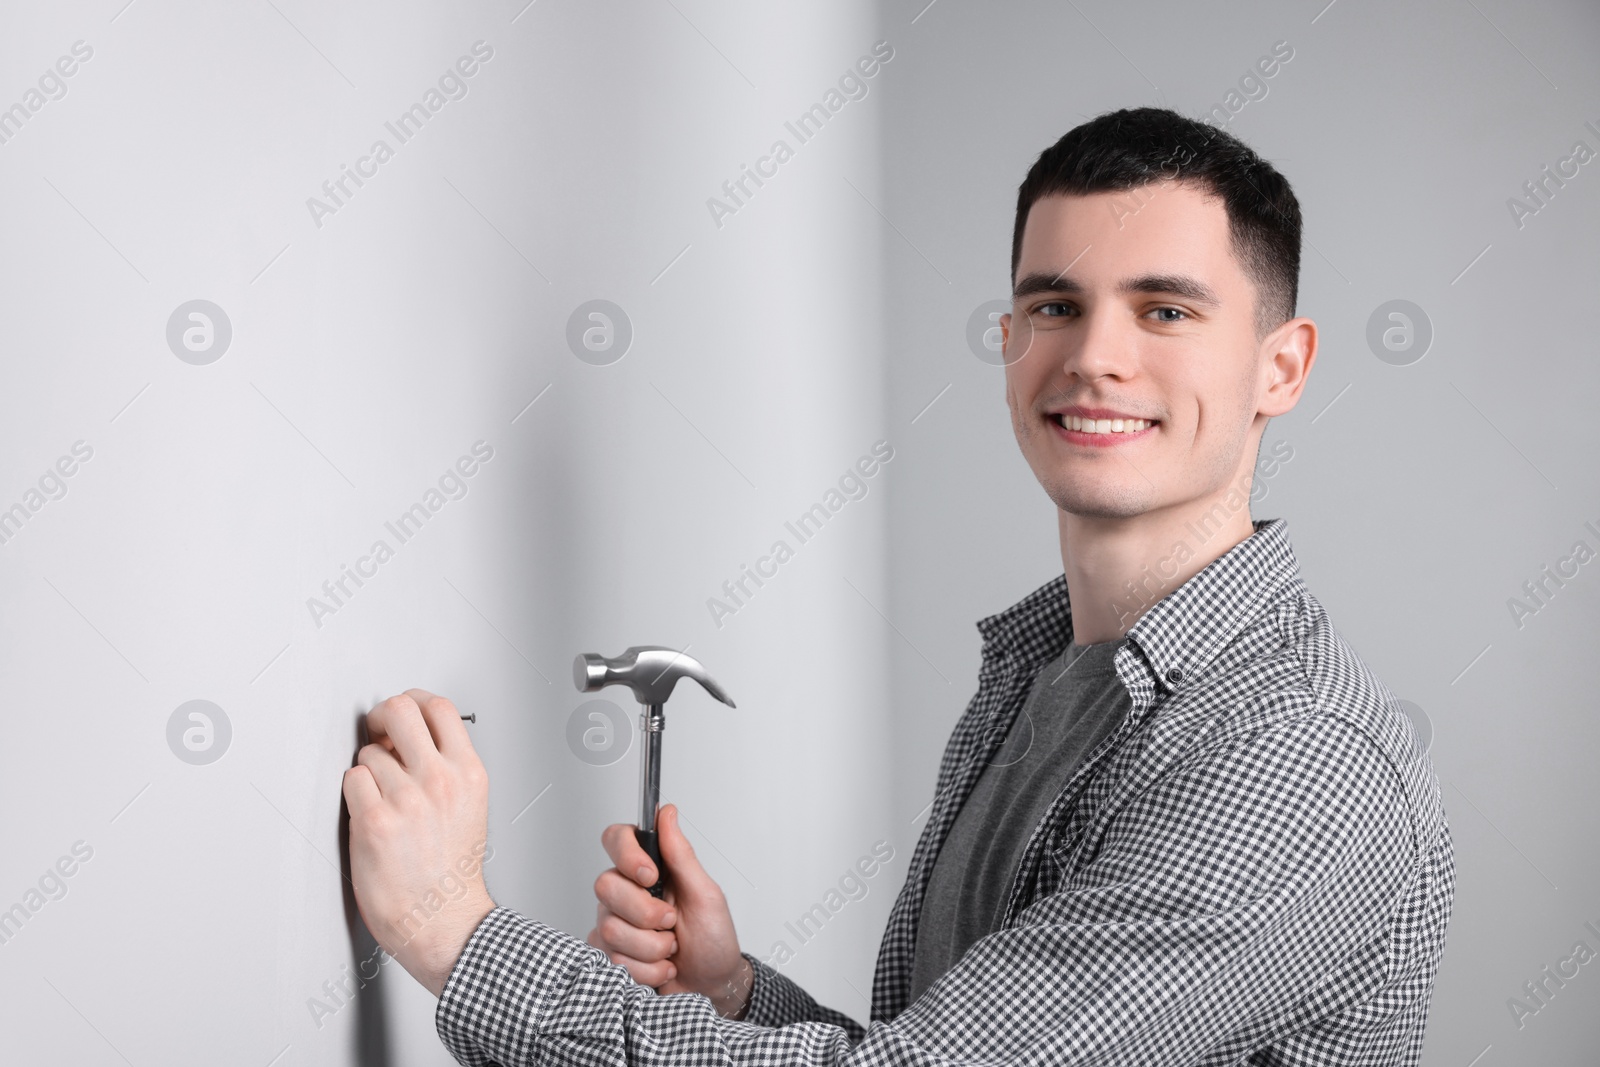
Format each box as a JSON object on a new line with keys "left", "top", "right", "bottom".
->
{"left": 1060, "top": 476, "right": 1257, "bottom": 644}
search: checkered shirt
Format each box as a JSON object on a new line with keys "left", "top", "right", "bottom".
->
{"left": 436, "top": 517, "right": 1456, "bottom": 1065}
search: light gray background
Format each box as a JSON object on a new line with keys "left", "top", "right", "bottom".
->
{"left": 0, "top": 0, "right": 1595, "bottom": 1064}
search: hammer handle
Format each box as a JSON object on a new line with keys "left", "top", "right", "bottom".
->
{"left": 634, "top": 826, "right": 667, "bottom": 899}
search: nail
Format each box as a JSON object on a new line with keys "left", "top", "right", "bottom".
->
{"left": 637, "top": 865, "right": 654, "bottom": 884}
{"left": 662, "top": 909, "right": 675, "bottom": 926}
{"left": 460, "top": 712, "right": 475, "bottom": 722}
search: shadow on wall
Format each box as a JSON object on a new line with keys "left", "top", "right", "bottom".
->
{"left": 341, "top": 716, "right": 392, "bottom": 1066}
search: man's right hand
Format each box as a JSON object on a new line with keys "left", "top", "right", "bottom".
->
{"left": 588, "top": 802, "right": 754, "bottom": 1018}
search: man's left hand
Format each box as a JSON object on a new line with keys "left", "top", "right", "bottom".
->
{"left": 343, "top": 688, "right": 496, "bottom": 998}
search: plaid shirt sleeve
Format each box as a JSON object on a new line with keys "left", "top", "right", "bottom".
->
{"left": 434, "top": 710, "right": 1424, "bottom": 1066}
{"left": 738, "top": 954, "right": 866, "bottom": 1039}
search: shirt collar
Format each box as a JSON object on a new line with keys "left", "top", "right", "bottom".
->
{"left": 976, "top": 518, "right": 1302, "bottom": 694}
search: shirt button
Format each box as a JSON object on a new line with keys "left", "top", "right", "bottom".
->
{"left": 1165, "top": 666, "right": 1184, "bottom": 684}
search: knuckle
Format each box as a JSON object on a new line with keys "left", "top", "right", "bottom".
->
{"left": 354, "top": 807, "right": 395, "bottom": 842}
{"left": 420, "top": 769, "right": 454, "bottom": 803}
{"left": 382, "top": 693, "right": 419, "bottom": 716}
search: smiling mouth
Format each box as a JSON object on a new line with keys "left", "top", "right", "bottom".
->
{"left": 1051, "top": 413, "right": 1158, "bottom": 436}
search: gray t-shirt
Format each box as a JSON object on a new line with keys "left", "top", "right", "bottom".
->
{"left": 909, "top": 636, "right": 1131, "bottom": 1002}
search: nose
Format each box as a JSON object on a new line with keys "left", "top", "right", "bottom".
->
{"left": 1057, "top": 302, "right": 1136, "bottom": 384}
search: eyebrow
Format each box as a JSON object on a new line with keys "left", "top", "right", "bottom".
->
{"left": 1012, "top": 270, "right": 1223, "bottom": 309}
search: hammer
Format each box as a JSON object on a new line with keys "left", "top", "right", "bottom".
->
{"left": 573, "top": 646, "right": 736, "bottom": 899}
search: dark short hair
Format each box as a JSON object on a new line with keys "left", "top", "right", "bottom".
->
{"left": 1011, "top": 107, "right": 1301, "bottom": 339}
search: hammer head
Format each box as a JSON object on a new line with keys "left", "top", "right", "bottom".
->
{"left": 572, "top": 646, "right": 737, "bottom": 708}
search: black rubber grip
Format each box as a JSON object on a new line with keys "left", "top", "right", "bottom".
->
{"left": 635, "top": 826, "right": 666, "bottom": 899}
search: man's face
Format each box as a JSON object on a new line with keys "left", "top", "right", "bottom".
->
{"left": 1002, "top": 182, "right": 1269, "bottom": 520}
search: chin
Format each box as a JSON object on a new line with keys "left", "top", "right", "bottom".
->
{"left": 1040, "top": 477, "right": 1153, "bottom": 519}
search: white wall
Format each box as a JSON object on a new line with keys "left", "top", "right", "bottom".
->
{"left": 0, "top": 1, "right": 895, "bottom": 1062}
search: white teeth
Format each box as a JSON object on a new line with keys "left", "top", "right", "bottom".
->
{"left": 1060, "top": 415, "right": 1152, "bottom": 434}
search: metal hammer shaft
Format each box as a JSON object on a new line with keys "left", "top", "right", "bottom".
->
{"left": 636, "top": 703, "right": 665, "bottom": 897}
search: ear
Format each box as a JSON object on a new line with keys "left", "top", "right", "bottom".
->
{"left": 1257, "top": 317, "right": 1317, "bottom": 418}
{"left": 999, "top": 310, "right": 1018, "bottom": 408}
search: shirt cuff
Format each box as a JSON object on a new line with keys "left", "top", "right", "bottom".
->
{"left": 434, "top": 904, "right": 622, "bottom": 1066}
{"left": 739, "top": 951, "right": 822, "bottom": 1029}
{"left": 739, "top": 951, "right": 777, "bottom": 1025}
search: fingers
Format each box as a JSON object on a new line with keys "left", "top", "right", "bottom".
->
{"left": 587, "top": 927, "right": 677, "bottom": 987}
{"left": 342, "top": 765, "right": 381, "bottom": 817}
{"left": 656, "top": 804, "right": 719, "bottom": 902}
{"left": 355, "top": 738, "right": 409, "bottom": 798}
{"left": 600, "top": 821, "right": 663, "bottom": 888}
{"left": 402, "top": 687, "right": 474, "bottom": 761}
{"left": 589, "top": 903, "right": 678, "bottom": 964}
{"left": 593, "top": 867, "right": 676, "bottom": 931}
{"left": 364, "top": 693, "right": 439, "bottom": 771}
{"left": 362, "top": 690, "right": 479, "bottom": 776}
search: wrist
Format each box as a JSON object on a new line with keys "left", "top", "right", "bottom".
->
{"left": 713, "top": 956, "right": 755, "bottom": 1019}
{"left": 417, "top": 892, "right": 496, "bottom": 999}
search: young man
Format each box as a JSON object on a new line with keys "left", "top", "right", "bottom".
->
{"left": 343, "top": 107, "right": 1456, "bottom": 1065}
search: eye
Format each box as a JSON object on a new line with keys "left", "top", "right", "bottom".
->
{"left": 1149, "top": 306, "right": 1188, "bottom": 323}
{"left": 1034, "top": 301, "right": 1074, "bottom": 318}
